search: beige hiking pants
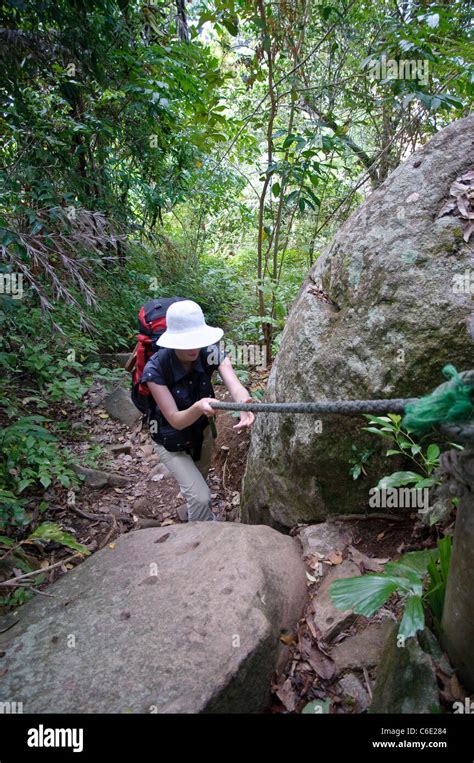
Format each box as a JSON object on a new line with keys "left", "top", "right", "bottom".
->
{"left": 153, "top": 424, "right": 215, "bottom": 521}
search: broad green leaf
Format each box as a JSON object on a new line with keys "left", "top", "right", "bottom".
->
{"left": 395, "top": 548, "right": 439, "bottom": 576}
{"left": 413, "top": 477, "right": 436, "bottom": 488}
{"left": 387, "top": 414, "right": 402, "bottom": 424}
{"left": 377, "top": 471, "right": 424, "bottom": 488}
{"left": 362, "top": 426, "right": 393, "bottom": 438}
{"left": 426, "top": 444, "right": 440, "bottom": 461}
{"left": 0, "top": 535, "right": 16, "bottom": 547}
{"left": 398, "top": 595, "right": 425, "bottom": 639}
{"left": 330, "top": 575, "right": 400, "bottom": 617}
{"left": 437, "top": 535, "right": 452, "bottom": 582}
{"left": 363, "top": 415, "right": 393, "bottom": 425}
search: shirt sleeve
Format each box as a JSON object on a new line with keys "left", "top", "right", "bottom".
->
{"left": 140, "top": 356, "right": 166, "bottom": 386}
{"left": 203, "top": 343, "right": 228, "bottom": 373}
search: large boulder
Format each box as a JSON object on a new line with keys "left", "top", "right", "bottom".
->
{"left": 370, "top": 626, "right": 440, "bottom": 714}
{"left": 0, "top": 523, "right": 306, "bottom": 713}
{"left": 241, "top": 116, "right": 474, "bottom": 529}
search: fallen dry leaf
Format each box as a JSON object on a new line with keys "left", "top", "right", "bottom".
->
{"left": 306, "top": 556, "right": 324, "bottom": 572}
{"left": 326, "top": 550, "right": 343, "bottom": 565}
{"left": 437, "top": 169, "right": 474, "bottom": 242}
{"left": 274, "top": 677, "right": 298, "bottom": 712}
{"left": 280, "top": 633, "right": 296, "bottom": 646}
{"left": 299, "top": 635, "right": 336, "bottom": 681}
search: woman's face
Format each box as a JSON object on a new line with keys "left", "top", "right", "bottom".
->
{"left": 176, "top": 348, "right": 200, "bottom": 362}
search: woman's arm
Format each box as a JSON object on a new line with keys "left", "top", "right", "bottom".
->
{"left": 217, "top": 356, "right": 255, "bottom": 429}
{"left": 146, "top": 382, "right": 218, "bottom": 430}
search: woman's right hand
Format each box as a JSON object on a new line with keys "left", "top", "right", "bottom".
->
{"left": 194, "top": 397, "right": 219, "bottom": 417}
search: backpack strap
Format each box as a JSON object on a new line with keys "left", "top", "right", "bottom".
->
{"left": 159, "top": 349, "right": 175, "bottom": 390}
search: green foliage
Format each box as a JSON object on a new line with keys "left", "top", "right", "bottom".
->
{"left": 0, "top": 521, "right": 89, "bottom": 610}
{"left": 0, "top": 416, "right": 79, "bottom": 529}
{"left": 359, "top": 1, "right": 473, "bottom": 120}
{"left": 362, "top": 413, "right": 444, "bottom": 489}
{"left": 348, "top": 444, "right": 376, "bottom": 480}
{"left": 26, "top": 522, "right": 90, "bottom": 555}
{"left": 0, "top": 0, "right": 240, "bottom": 338}
{"left": 330, "top": 536, "right": 452, "bottom": 640}
{"left": 0, "top": 587, "right": 34, "bottom": 611}
{"left": 426, "top": 535, "right": 452, "bottom": 632}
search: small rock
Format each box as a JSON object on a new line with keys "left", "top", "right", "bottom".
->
{"left": 177, "top": 505, "right": 188, "bottom": 522}
{"left": 108, "top": 506, "right": 132, "bottom": 517}
{"left": 107, "top": 472, "right": 130, "bottom": 488}
{"left": 337, "top": 673, "right": 370, "bottom": 712}
{"left": 110, "top": 442, "right": 132, "bottom": 455}
{"left": 73, "top": 465, "right": 129, "bottom": 489}
{"left": 330, "top": 620, "right": 393, "bottom": 671}
{"left": 297, "top": 522, "right": 352, "bottom": 561}
{"left": 133, "top": 498, "right": 149, "bottom": 517}
{"left": 104, "top": 386, "right": 141, "bottom": 429}
{"left": 149, "top": 463, "right": 172, "bottom": 479}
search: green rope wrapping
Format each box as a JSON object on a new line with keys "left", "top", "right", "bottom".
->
{"left": 402, "top": 365, "right": 474, "bottom": 435}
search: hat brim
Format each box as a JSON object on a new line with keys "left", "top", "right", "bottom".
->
{"left": 156, "top": 325, "right": 224, "bottom": 350}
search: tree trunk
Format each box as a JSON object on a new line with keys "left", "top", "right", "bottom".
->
{"left": 441, "top": 446, "right": 474, "bottom": 691}
{"left": 176, "top": 0, "right": 189, "bottom": 42}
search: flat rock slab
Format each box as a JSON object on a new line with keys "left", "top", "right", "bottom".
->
{"left": 330, "top": 620, "right": 394, "bottom": 671}
{"left": 0, "top": 524, "right": 307, "bottom": 714}
{"left": 312, "top": 560, "right": 360, "bottom": 641}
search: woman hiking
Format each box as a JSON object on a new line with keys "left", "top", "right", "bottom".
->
{"left": 141, "top": 299, "right": 255, "bottom": 522}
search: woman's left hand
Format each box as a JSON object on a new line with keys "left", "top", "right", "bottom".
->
{"left": 233, "top": 397, "right": 255, "bottom": 430}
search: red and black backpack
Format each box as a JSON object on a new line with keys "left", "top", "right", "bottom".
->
{"left": 130, "top": 296, "right": 186, "bottom": 415}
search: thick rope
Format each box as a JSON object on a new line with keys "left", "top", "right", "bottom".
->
{"left": 209, "top": 398, "right": 417, "bottom": 414}
{"left": 208, "top": 367, "right": 474, "bottom": 440}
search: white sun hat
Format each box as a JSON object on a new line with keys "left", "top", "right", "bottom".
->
{"left": 156, "top": 299, "right": 224, "bottom": 350}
